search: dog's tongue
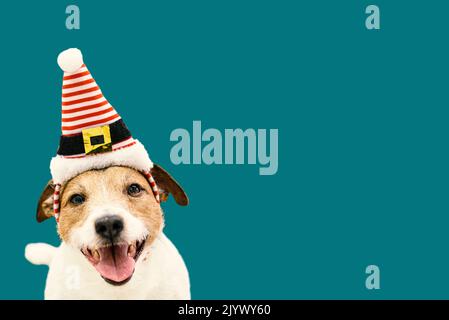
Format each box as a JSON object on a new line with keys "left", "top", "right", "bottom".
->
{"left": 94, "top": 244, "right": 135, "bottom": 283}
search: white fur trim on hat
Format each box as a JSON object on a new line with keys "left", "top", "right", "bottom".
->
{"left": 50, "top": 140, "right": 154, "bottom": 185}
{"left": 57, "top": 48, "right": 84, "bottom": 73}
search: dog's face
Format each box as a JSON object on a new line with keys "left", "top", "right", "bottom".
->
{"left": 37, "top": 165, "right": 188, "bottom": 285}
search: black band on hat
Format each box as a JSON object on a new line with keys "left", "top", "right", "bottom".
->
{"left": 57, "top": 119, "right": 132, "bottom": 156}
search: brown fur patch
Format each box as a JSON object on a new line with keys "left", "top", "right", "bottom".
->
{"left": 57, "top": 166, "right": 163, "bottom": 246}
{"left": 36, "top": 180, "right": 55, "bottom": 222}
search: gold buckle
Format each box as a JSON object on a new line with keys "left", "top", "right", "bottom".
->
{"left": 82, "top": 125, "right": 112, "bottom": 155}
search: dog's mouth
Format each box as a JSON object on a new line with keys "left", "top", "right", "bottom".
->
{"left": 81, "top": 237, "right": 147, "bottom": 285}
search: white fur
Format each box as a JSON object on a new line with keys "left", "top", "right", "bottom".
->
{"left": 25, "top": 233, "right": 190, "bottom": 299}
{"left": 25, "top": 243, "right": 57, "bottom": 265}
{"left": 57, "top": 48, "right": 83, "bottom": 73}
{"left": 50, "top": 140, "right": 153, "bottom": 185}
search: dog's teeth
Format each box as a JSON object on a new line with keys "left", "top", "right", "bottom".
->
{"left": 93, "top": 249, "right": 100, "bottom": 262}
{"left": 128, "top": 243, "right": 136, "bottom": 257}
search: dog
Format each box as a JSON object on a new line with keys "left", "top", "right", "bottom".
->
{"left": 25, "top": 164, "right": 190, "bottom": 299}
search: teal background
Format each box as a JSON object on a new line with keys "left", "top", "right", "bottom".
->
{"left": 0, "top": 0, "right": 448, "bottom": 299}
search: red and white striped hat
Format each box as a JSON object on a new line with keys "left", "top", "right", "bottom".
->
{"left": 49, "top": 48, "right": 158, "bottom": 215}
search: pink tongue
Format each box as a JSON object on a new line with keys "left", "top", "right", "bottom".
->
{"left": 94, "top": 244, "right": 135, "bottom": 283}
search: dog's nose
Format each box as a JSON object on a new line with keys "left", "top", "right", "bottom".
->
{"left": 95, "top": 215, "right": 124, "bottom": 239}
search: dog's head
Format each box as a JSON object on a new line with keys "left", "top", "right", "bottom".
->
{"left": 36, "top": 164, "right": 188, "bottom": 285}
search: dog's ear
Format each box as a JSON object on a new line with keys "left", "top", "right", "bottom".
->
{"left": 150, "top": 164, "right": 189, "bottom": 206}
{"left": 36, "top": 180, "right": 55, "bottom": 223}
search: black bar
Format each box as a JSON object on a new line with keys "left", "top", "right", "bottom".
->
{"left": 57, "top": 119, "right": 131, "bottom": 156}
{"left": 0, "top": 300, "right": 439, "bottom": 318}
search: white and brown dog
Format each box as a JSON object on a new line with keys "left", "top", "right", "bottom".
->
{"left": 25, "top": 48, "right": 191, "bottom": 299}
{"left": 25, "top": 164, "right": 190, "bottom": 299}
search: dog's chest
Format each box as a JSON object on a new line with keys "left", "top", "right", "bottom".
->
{"left": 44, "top": 234, "right": 190, "bottom": 299}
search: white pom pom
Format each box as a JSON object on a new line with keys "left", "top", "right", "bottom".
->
{"left": 57, "top": 48, "right": 84, "bottom": 73}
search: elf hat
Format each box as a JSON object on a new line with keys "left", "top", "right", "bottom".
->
{"left": 50, "top": 48, "right": 159, "bottom": 217}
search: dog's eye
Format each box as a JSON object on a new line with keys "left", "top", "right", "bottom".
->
{"left": 128, "top": 184, "right": 142, "bottom": 196}
{"left": 70, "top": 194, "right": 85, "bottom": 205}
